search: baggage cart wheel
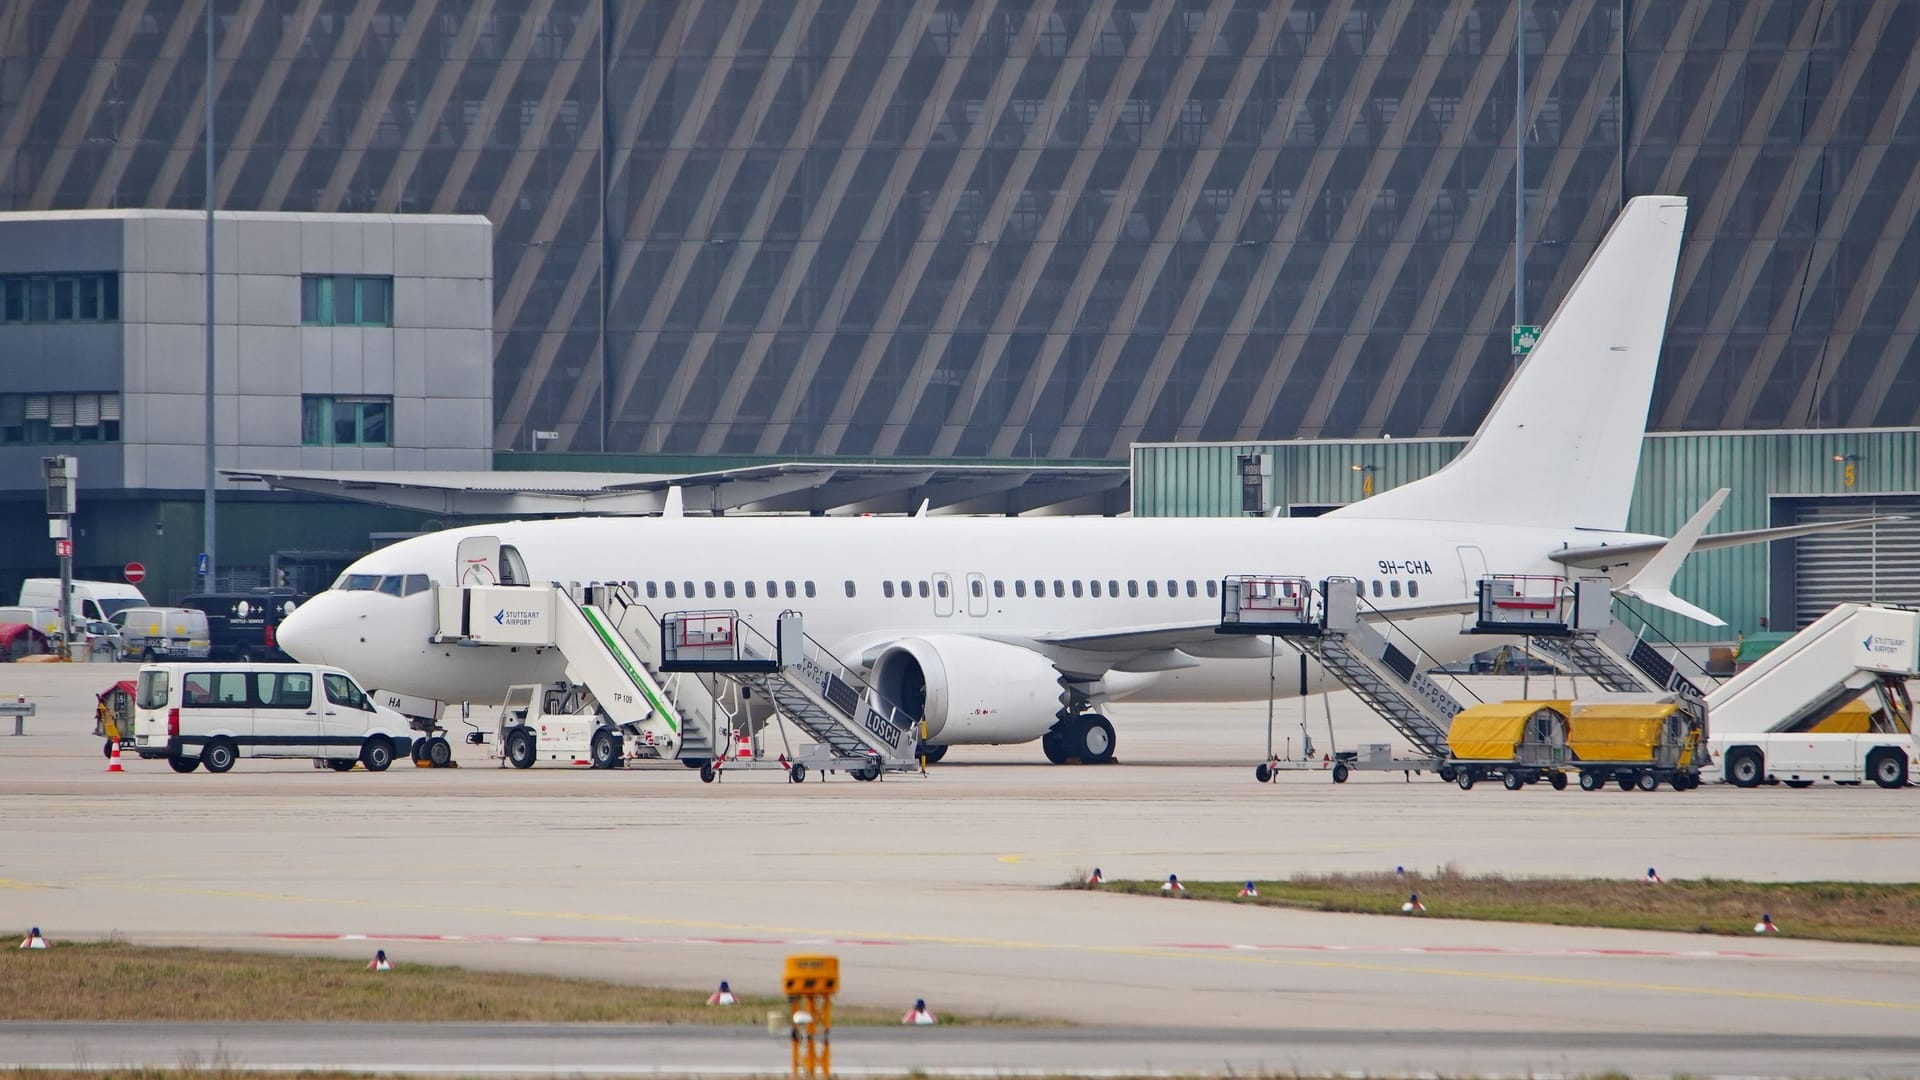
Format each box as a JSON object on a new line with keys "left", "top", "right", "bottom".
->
{"left": 1438, "top": 765, "right": 1457, "bottom": 783}
{"left": 1254, "top": 762, "right": 1273, "bottom": 783}
{"left": 1331, "top": 761, "right": 1350, "bottom": 784}
{"left": 1635, "top": 770, "right": 1660, "bottom": 791}
{"left": 1617, "top": 773, "right": 1636, "bottom": 791}
{"left": 698, "top": 762, "right": 717, "bottom": 783}
{"left": 1456, "top": 770, "right": 1475, "bottom": 790}
{"left": 1578, "top": 770, "right": 1601, "bottom": 791}
{"left": 1549, "top": 771, "right": 1568, "bottom": 791}
{"left": 1502, "top": 771, "right": 1525, "bottom": 791}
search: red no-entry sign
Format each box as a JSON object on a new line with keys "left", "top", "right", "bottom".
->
{"left": 123, "top": 562, "right": 146, "bottom": 584}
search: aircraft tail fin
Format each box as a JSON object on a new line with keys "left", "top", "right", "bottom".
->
{"left": 1332, "top": 195, "right": 1688, "bottom": 530}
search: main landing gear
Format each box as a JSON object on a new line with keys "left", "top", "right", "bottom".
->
{"left": 1041, "top": 713, "right": 1116, "bottom": 765}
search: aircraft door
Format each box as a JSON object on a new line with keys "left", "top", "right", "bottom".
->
{"left": 932, "top": 572, "right": 955, "bottom": 617}
{"left": 964, "top": 572, "right": 988, "bottom": 617}
{"left": 456, "top": 536, "right": 501, "bottom": 585}
{"left": 1455, "top": 545, "right": 1488, "bottom": 631}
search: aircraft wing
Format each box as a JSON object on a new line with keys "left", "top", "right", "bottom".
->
{"left": 1031, "top": 596, "right": 1482, "bottom": 654}
{"left": 1552, "top": 515, "right": 1905, "bottom": 571}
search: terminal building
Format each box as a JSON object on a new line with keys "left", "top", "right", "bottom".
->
{"left": 0, "top": 2, "right": 1917, "bottom": 634}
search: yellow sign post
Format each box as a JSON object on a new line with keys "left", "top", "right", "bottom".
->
{"left": 784, "top": 953, "right": 838, "bottom": 1078}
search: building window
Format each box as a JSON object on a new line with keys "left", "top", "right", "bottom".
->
{"left": 0, "top": 273, "right": 118, "bottom": 324}
{"left": 0, "top": 392, "right": 122, "bottom": 445}
{"left": 301, "top": 274, "right": 394, "bottom": 327}
{"left": 301, "top": 395, "right": 393, "bottom": 446}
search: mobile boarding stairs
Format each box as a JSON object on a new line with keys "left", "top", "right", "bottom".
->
{"left": 431, "top": 582, "right": 919, "bottom": 781}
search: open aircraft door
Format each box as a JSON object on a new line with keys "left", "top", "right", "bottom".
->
{"left": 1456, "top": 545, "right": 1488, "bottom": 632}
{"left": 456, "top": 536, "right": 501, "bottom": 586}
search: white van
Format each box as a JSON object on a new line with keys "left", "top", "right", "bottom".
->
{"left": 131, "top": 663, "right": 414, "bottom": 774}
{"left": 111, "top": 607, "right": 211, "bottom": 661}
{"left": 19, "top": 579, "right": 148, "bottom": 623}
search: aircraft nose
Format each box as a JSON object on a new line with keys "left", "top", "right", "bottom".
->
{"left": 275, "top": 598, "right": 332, "bottom": 664}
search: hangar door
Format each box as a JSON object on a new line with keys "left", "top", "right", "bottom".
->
{"left": 1783, "top": 496, "right": 1920, "bottom": 629}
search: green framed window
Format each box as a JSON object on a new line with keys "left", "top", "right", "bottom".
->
{"left": 301, "top": 395, "right": 393, "bottom": 447}
{"left": 300, "top": 275, "right": 394, "bottom": 327}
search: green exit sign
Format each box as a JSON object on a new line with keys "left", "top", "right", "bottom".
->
{"left": 1511, "top": 324, "right": 1541, "bottom": 356}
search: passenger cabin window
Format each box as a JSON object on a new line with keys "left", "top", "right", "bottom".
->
{"left": 993, "top": 580, "right": 1004, "bottom": 598}
{"left": 1127, "top": 580, "right": 1138, "bottom": 597}
{"left": 970, "top": 580, "right": 984, "bottom": 598}
{"left": 1108, "top": 579, "right": 1119, "bottom": 597}
{"left": 1071, "top": 581, "right": 1083, "bottom": 598}
{"left": 254, "top": 672, "right": 312, "bottom": 708}
{"left": 1014, "top": 580, "right": 1026, "bottom": 598}
{"left": 664, "top": 581, "right": 677, "bottom": 599}
{"left": 745, "top": 581, "right": 757, "bottom": 598}
{"left": 1090, "top": 580, "right": 1102, "bottom": 598}
{"left": 918, "top": 581, "right": 929, "bottom": 598}
{"left": 1390, "top": 580, "right": 1401, "bottom": 597}
{"left": 804, "top": 581, "right": 816, "bottom": 598}
{"left": 1146, "top": 580, "right": 1157, "bottom": 597}
{"left": 766, "top": 580, "right": 777, "bottom": 597}
{"left": 883, "top": 581, "right": 895, "bottom": 598}
{"left": 935, "top": 580, "right": 949, "bottom": 599}
{"left": 723, "top": 581, "right": 735, "bottom": 599}
{"left": 1408, "top": 581, "right": 1419, "bottom": 597}
{"left": 683, "top": 581, "right": 694, "bottom": 598}
{"left": 704, "top": 581, "right": 716, "bottom": 599}
{"left": 1185, "top": 580, "right": 1197, "bottom": 597}
{"left": 844, "top": 580, "right": 856, "bottom": 598}
{"left": 785, "top": 581, "right": 797, "bottom": 598}
{"left": 1372, "top": 580, "right": 1383, "bottom": 598}
{"left": 646, "top": 581, "right": 658, "bottom": 599}
{"left": 1205, "top": 580, "right": 1218, "bottom": 598}
{"left": 1053, "top": 580, "right": 1065, "bottom": 597}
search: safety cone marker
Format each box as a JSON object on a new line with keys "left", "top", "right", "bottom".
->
{"left": 1753, "top": 913, "right": 1779, "bottom": 934}
{"left": 1401, "top": 892, "right": 1425, "bottom": 914}
{"left": 1161, "top": 874, "right": 1185, "bottom": 895}
{"left": 1644, "top": 867, "right": 1663, "bottom": 885}
{"left": 367, "top": 948, "right": 392, "bottom": 971}
{"left": 735, "top": 731, "right": 753, "bottom": 761}
{"left": 18, "top": 927, "right": 47, "bottom": 950}
{"left": 105, "top": 741, "right": 123, "bottom": 773}
{"left": 707, "top": 980, "right": 737, "bottom": 1006}
{"left": 1086, "top": 868, "right": 1104, "bottom": 886}
{"left": 1395, "top": 865, "right": 1406, "bottom": 877}
{"left": 1238, "top": 881, "right": 1259, "bottom": 898}
{"left": 902, "top": 998, "right": 936, "bottom": 1025}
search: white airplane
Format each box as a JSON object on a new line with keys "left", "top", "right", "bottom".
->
{"left": 276, "top": 195, "right": 1866, "bottom": 765}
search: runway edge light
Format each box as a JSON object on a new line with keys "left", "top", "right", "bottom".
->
{"left": 1402, "top": 892, "right": 1425, "bottom": 914}
{"left": 1238, "top": 881, "right": 1259, "bottom": 897}
{"left": 1161, "top": 874, "right": 1184, "bottom": 895}
{"left": 367, "top": 948, "right": 391, "bottom": 971}
{"left": 902, "top": 998, "right": 936, "bottom": 1025}
{"left": 1086, "top": 867, "right": 1103, "bottom": 886}
{"left": 1754, "top": 913, "right": 1779, "bottom": 934}
{"left": 708, "top": 980, "right": 737, "bottom": 1006}
{"left": 18, "top": 927, "right": 47, "bottom": 949}
{"left": 1644, "top": 867, "right": 1663, "bottom": 885}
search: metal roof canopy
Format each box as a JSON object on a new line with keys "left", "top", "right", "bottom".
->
{"left": 221, "top": 463, "right": 1130, "bottom": 517}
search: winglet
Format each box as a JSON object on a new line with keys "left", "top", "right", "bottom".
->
{"left": 662, "top": 486, "right": 685, "bottom": 519}
{"left": 1616, "top": 488, "right": 1728, "bottom": 626}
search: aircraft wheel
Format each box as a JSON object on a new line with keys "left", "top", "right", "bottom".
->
{"left": 1041, "top": 730, "right": 1070, "bottom": 765}
{"left": 505, "top": 729, "right": 537, "bottom": 769}
{"left": 1074, "top": 714, "right": 1116, "bottom": 765}
{"left": 409, "top": 739, "right": 428, "bottom": 764}
{"left": 918, "top": 743, "right": 948, "bottom": 764}
{"left": 1331, "top": 761, "right": 1350, "bottom": 784}
{"left": 425, "top": 737, "right": 453, "bottom": 768}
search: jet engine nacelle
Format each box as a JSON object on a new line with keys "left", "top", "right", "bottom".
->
{"left": 868, "top": 635, "right": 1063, "bottom": 745}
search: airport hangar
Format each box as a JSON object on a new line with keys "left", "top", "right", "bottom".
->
{"left": 3, "top": 1, "right": 1920, "bottom": 639}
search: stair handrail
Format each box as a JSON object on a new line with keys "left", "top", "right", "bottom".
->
{"left": 778, "top": 611, "right": 916, "bottom": 740}
{"left": 1323, "top": 576, "right": 1486, "bottom": 708}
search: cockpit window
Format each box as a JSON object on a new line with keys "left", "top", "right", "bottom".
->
{"left": 336, "top": 574, "right": 381, "bottom": 591}
{"left": 402, "top": 574, "right": 431, "bottom": 596}
{"left": 377, "top": 576, "right": 405, "bottom": 596}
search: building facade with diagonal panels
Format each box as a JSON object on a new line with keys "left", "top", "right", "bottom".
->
{"left": 3, "top": 0, "right": 1917, "bottom": 464}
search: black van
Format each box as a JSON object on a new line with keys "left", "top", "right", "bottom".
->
{"left": 180, "top": 590, "right": 310, "bottom": 662}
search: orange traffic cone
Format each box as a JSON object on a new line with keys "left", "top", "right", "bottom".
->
{"left": 105, "top": 741, "right": 123, "bottom": 773}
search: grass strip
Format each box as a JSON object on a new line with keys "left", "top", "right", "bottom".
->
{"left": 1073, "top": 871, "right": 1920, "bottom": 947}
{"left": 0, "top": 939, "right": 1020, "bottom": 1025}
